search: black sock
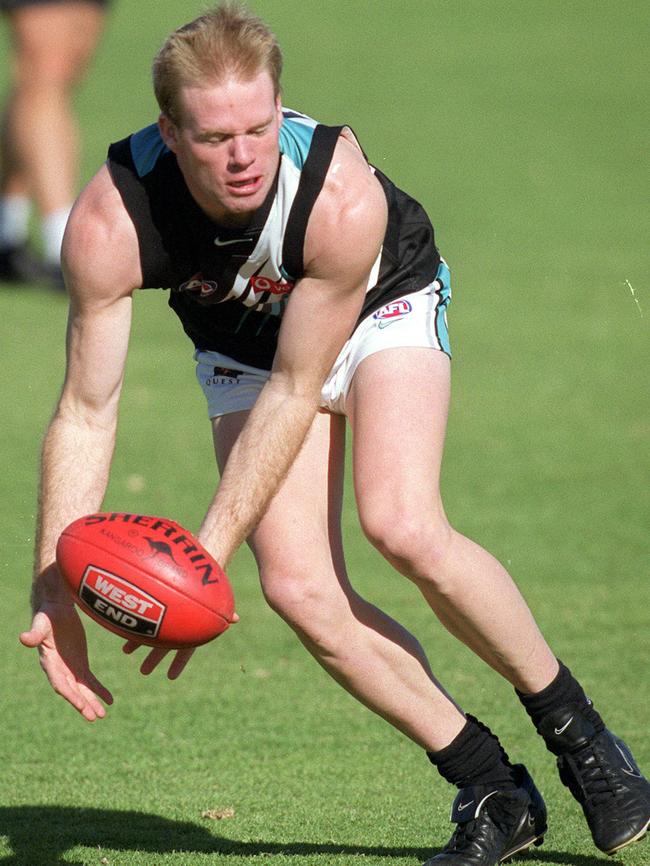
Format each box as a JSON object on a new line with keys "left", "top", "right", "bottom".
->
{"left": 516, "top": 659, "right": 605, "bottom": 735}
{"left": 427, "top": 715, "right": 518, "bottom": 789}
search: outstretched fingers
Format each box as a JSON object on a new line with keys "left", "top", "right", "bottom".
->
{"left": 167, "top": 648, "right": 195, "bottom": 680}
{"left": 61, "top": 674, "right": 109, "bottom": 721}
{"left": 122, "top": 641, "right": 196, "bottom": 679}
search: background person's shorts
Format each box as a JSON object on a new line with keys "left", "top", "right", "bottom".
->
{"left": 196, "top": 260, "right": 451, "bottom": 419}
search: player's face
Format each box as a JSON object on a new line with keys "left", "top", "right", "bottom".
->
{"left": 159, "top": 72, "right": 282, "bottom": 225}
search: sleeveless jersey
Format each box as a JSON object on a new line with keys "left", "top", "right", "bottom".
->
{"left": 107, "top": 109, "right": 441, "bottom": 370}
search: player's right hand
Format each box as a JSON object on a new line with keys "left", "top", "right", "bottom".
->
{"left": 20, "top": 601, "right": 113, "bottom": 722}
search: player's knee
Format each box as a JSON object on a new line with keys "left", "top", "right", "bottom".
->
{"left": 259, "top": 564, "right": 345, "bottom": 653}
{"left": 260, "top": 565, "right": 322, "bottom": 625}
{"left": 360, "top": 504, "right": 452, "bottom": 577}
{"left": 16, "top": 51, "right": 90, "bottom": 89}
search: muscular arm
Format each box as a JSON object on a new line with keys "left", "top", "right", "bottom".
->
{"left": 199, "top": 137, "right": 388, "bottom": 565}
{"left": 21, "top": 164, "right": 143, "bottom": 718}
{"left": 34, "top": 164, "right": 141, "bottom": 598}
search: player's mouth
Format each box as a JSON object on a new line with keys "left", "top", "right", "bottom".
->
{"left": 226, "top": 175, "right": 263, "bottom": 196}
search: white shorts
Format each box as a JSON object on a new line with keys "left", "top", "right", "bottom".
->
{"left": 196, "top": 261, "right": 451, "bottom": 418}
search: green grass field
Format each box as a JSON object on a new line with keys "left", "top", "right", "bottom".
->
{"left": 1, "top": 1, "right": 648, "bottom": 864}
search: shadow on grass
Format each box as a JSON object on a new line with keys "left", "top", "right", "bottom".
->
{"left": 532, "top": 853, "right": 607, "bottom": 866}
{"left": 0, "top": 806, "right": 609, "bottom": 866}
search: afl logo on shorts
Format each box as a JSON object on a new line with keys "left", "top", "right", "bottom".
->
{"left": 373, "top": 299, "right": 412, "bottom": 328}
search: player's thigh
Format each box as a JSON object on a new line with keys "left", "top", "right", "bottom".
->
{"left": 347, "top": 347, "right": 451, "bottom": 529}
{"left": 9, "top": 1, "right": 107, "bottom": 81}
{"left": 212, "top": 409, "right": 347, "bottom": 578}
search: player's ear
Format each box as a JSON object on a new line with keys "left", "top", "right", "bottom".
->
{"left": 158, "top": 113, "right": 179, "bottom": 152}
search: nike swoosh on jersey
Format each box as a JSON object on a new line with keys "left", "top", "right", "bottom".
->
{"left": 214, "top": 236, "right": 254, "bottom": 247}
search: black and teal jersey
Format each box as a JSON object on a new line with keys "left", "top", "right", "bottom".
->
{"left": 107, "top": 108, "right": 441, "bottom": 370}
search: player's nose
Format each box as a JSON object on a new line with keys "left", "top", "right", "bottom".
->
{"left": 228, "top": 134, "right": 254, "bottom": 169}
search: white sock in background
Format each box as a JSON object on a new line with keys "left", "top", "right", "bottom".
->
{"left": 42, "top": 205, "right": 72, "bottom": 266}
{"left": 0, "top": 194, "right": 31, "bottom": 251}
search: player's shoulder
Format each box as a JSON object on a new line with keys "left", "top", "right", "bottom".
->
{"left": 279, "top": 109, "right": 321, "bottom": 169}
{"left": 63, "top": 164, "right": 142, "bottom": 298}
{"left": 319, "top": 132, "right": 386, "bottom": 228}
{"left": 67, "top": 164, "right": 136, "bottom": 250}
{"left": 279, "top": 108, "right": 365, "bottom": 176}
{"left": 108, "top": 123, "right": 170, "bottom": 179}
{"left": 275, "top": 108, "right": 384, "bottom": 280}
{"left": 304, "top": 131, "right": 387, "bottom": 275}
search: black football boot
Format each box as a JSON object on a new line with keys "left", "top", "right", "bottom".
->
{"left": 0, "top": 244, "right": 42, "bottom": 282}
{"left": 539, "top": 706, "right": 650, "bottom": 854}
{"left": 0, "top": 244, "right": 65, "bottom": 289}
{"left": 423, "top": 765, "right": 547, "bottom": 865}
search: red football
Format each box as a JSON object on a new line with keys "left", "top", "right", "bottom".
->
{"left": 56, "top": 512, "right": 236, "bottom": 648}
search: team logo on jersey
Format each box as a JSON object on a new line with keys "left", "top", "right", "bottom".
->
{"left": 249, "top": 275, "right": 295, "bottom": 297}
{"left": 373, "top": 299, "right": 413, "bottom": 328}
{"left": 178, "top": 273, "right": 219, "bottom": 298}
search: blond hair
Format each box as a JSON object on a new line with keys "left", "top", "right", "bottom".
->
{"left": 153, "top": 2, "right": 283, "bottom": 124}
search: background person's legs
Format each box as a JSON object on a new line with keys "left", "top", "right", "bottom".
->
{"left": 0, "top": 1, "right": 106, "bottom": 282}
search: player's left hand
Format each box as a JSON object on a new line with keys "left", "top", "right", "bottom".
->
{"left": 121, "top": 640, "right": 197, "bottom": 679}
{"left": 121, "top": 608, "right": 239, "bottom": 678}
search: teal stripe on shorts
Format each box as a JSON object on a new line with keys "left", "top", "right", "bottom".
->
{"left": 434, "top": 259, "right": 452, "bottom": 357}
